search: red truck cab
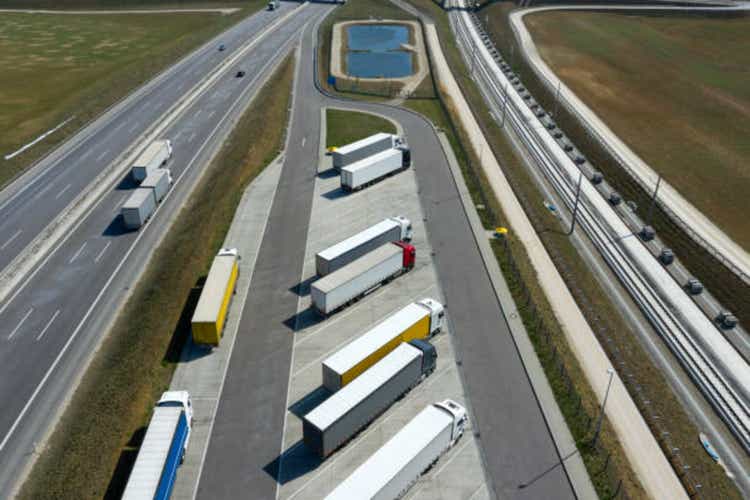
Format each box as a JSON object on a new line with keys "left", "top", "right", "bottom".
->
{"left": 394, "top": 241, "right": 416, "bottom": 270}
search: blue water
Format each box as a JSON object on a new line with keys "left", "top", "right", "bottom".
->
{"left": 346, "top": 24, "right": 413, "bottom": 78}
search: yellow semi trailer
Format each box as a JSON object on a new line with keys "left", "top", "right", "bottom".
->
{"left": 322, "top": 298, "right": 444, "bottom": 391}
{"left": 191, "top": 248, "right": 239, "bottom": 346}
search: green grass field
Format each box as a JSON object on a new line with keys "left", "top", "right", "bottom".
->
{"left": 18, "top": 52, "right": 295, "bottom": 500}
{"left": 524, "top": 11, "right": 750, "bottom": 250}
{"left": 0, "top": 5, "right": 258, "bottom": 187}
{"left": 326, "top": 108, "right": 396, "bottom": 148}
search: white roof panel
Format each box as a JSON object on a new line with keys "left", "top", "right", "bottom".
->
{"left": 122, "top": 407, "right": 182, "bottom": 500}
{"left": 307, "top": 343, "right": 419, "bottom": 430}
{"left": 318, "top": 218, "right": 399, "bottom": 262}
{"left": 134, "top": 141, "right": 167, "bottom": 168}
{"left": 324, "top": 303, "right": 427, "bottom": 375}
{"left": 341, "top": 148, "right": 401, "bottom": 174}
{"left": 325, "top": 405, "right": 451, "bottom": 500}
{"left": 123, "top": 188, "right": 153, "bottom": 208}
{"left": 192, "top": 255, "right": 236, "bottom": 323}
{"left": 313, "top": 243, "right": 400, "bottom": 295}
{"left": 335, "top": 132, "right": 393, "bottom": 156}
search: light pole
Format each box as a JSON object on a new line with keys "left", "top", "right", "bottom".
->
{"left": 566, "top": 171, "right": 583, "bottom": 235}
{"left": 593, "top": 368, "right": 615, "bottom": 447}
{"left": 646, "top": 175, "right": 662, "bottom": 226}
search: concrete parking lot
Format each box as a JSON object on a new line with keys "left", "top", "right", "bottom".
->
{"left": 274, "top": 144, "right": 491, "bottom": 499}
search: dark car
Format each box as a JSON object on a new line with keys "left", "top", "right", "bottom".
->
{"left": 236, "top": 70, "right": 246, "bottom": 78}
{"left": 218, "top": 44, "right": 226, "bottom": 51}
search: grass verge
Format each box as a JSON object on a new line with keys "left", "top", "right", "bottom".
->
{"left": 0, "top": 2, "right": 264, "bottom": 189}
{"left": 326, "top": 108, "right": 397, "bottom": 148}
{"left": 478, "top": 2, "right": 750, "bottom": 332}
{"left": 523, "top": 11, "right": 750, "bottom": 250}
{"left": 19, "top": 52, "right": 296, "bottom": 500}
{"left": 410, "top": 0, "right": 740, "bottom": 497}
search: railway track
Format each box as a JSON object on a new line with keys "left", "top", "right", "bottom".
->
{"left": 450, "top": 0, "right": 750, "bottom": 457}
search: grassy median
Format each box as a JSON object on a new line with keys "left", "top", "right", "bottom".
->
{"left": 326, "top": 108, "right": 396, "bottom": 148}
{"left": 19, "top": 53, "right": 296, "bottom": 499}
{"left": 0, "top": 2, "right": 265, "bottom": 189}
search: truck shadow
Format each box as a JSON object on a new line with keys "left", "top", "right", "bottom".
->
{"left": 164, "top": 280, "right": 212, "bottom": 364}
{"left": 102, "top": 214, "right": 135, "bottom": 237}
{"left": 283, "top": 308, "right": 324, "bottom": 331}
{"left": 317, "top": 168, "right": 339, "bottom": 179}
{"left": 288, "top": 385, "right": 331, "bottom": 418}
{"left": 115, "top": 176, "right": 138, "bottom": 191}
{"left": 321, "top": 187, "right": 348, "bottom": 200}
{"left": 103, "top": 426, "right": 146, "bottom": 499}
{"left": 264, "top": 440, "right": 323, "bottom": 486}
{"left": 288, "top": 275, "right": 316, "bottom": 297}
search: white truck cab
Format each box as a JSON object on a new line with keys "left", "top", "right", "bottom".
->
{"left": 157, "top": 390, "right": 194, "bottom": 444}
{"left": 435, "top": 399, "right": 467, "bottom": 445}
{"left": 417, "top": 298, "right": 445, "bottom": 335}
{"left": 390, "top": 215, "right": 413, "bottom": 241}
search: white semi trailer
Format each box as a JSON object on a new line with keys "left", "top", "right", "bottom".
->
{"left": 340, "top": 148, "right": 409, "bottom": 192}
{"left": 325, "top": 399, "right": 467, "bottom": 500}
{"left": 121, "top": 188, "right": 157, "bottom": 229}
{"left": 132, "top": 139, "right": 172, "bottom": 182}
{"left": 315, "top": 216, "right": 412, "bottom": 276}
{"left": 141, "top": 168, "right": 173, "bottom": 203}
{"left": 332, "top": 133, "right": 401, "bottom": 170}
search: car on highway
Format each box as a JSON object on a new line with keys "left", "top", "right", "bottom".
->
{"left": 218, "top": 44, "right": 226, "bottom": 51}
{"left": 236, "top": 70, "right": 246, "bottom": 78}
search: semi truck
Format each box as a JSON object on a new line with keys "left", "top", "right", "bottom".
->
{"left": 340, "top": 147, "right": 410, "bottom": 192}
{"left": 132, "top": 139, "right": 172, "bottom": 182}
{"left": 191, "top": 248, "right": 239, "bottom": 346}
{"left": 325, "top": 399, "right": 467, "bottom": 500}
{"left": 122, "top": 391, "right": 193, "bottom": 500}
{"left": 316, "top": 216, "right": 412, "bottom": 276}
{"left": 323, "top": 298, "right": 444, "bottom": 391}
{"left": 332, "top": 133, "right": 401, "bottom": 170}
{"left": 141, "top": 168, "right": 173, "bottom": 203}
{"left": 304, "top": 340, "right": 437, "bottom": 458}
{"left": 311, "top": 242, "right": 415, "bottom": 316}
{"left": 121, "top": 188, "right": 157, "bottom": 230}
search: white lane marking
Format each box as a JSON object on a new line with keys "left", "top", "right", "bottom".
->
{"left": 36, "top": 310, "right": 60, "bottom": 341}
{"left": 32, "top": 182, "right": 55, "bottom": 201}
{"left": 128, "top": 122, "right": 139, "bottom": 133}
{"left": 207, "top": 109, "right": 216, "bottom": 120}
{"left": 94, "top": 241, "right": 111, "bottom": 263}
{"left": 194, "top": 108, "right": 203, "bottom": 119}
{"left": 188, "top": 131, "right": 197, "bottom": 143}
{"left": 112, "top": 121, "right": 126, "bottom": 134}
{"left": 54, "top": 183, "right": 72, "bottom": 200}
{"left": 68, "top": 241, "right": 88, "bottom": 264}
{"left": 95, "top": 149, "right": 110, "bottom": 162}
{"left": 3, "top": 116, "right": 74, "bottom": 160}
{"left": 8, "top": 308, "right": 33, "bottom": 340}
{"left": 0, "top": 4, "right": 308, "bottom": 460}
{"left": 79, "top": 149, "right": 92, "bottom": 161}
{"left": 1, "top": 230, "right": 22, "bottom": 250}
{"left": 301, "top": 136, "right": 306, "bottom": 147}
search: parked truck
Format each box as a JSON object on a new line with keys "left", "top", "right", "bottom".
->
{"left": 191, "top": 248, "right": 239, "bottom": 346}
{"left": 132, "top": 139, "right": 172, "bottom": 182}
{"left": 325, "top": 399, "right": 467, "bottom": 500}
{"left": 141, "top": 168, "right": 173, "bottom": 203}
{"left": 304, "top": 340, "right": 437, "bottom": 458}
{"left": 122, "top": 391, "right": 193, "bottom": 500}
{"left": 121, "top": 188, "right": 157, "bottom": 229}
{"left": 267, "top": 0, "right": 279, "bottom": 9}
{"left": 332, "top": 133, "right": 401, "bottom": 170}
{"left": 340, "top": 147, "right": 410, "bottom": 192}
{"left": 316, "top": 216, "right": 412, "bottom": 276}
{"left": 311, "top": 242, "right": 415, "bottom": 316}
{"left": 323, "top": 298, "right": 444, "bottom": 391}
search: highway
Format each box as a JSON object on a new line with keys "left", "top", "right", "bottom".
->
{"left": 0, "top": 1, "right": 297, "bottom": 295}
{"left": 451, "top": 1, "right": 750, "bottom": 489}
{"left": 197, "top": 5, "right": 576, "bottom": 499}
{"left": 0, "top": 3, "right": 317, "bottom": 496}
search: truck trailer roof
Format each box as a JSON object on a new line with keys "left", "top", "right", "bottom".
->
{"left": 192, "top": 254, "right": 237, "bottom": 323}
{"left": 317, "top": 217, "right": 404, "bottom": 263}
{"left": 340, "top": 148, "right": 402, "bottom": 174}
{"left": 325, "top": 403, "right": 456, "bottom": 500}
{"left": 134, "top": 140, "right": 169, "bottom": 168}
{"left": 122, "top": 407, "right": 183, "bottom": 500}
{"left": 307, "top": 343, "right": 421, "bottom": 431}
{"left": 313, "top": 243, "right": 401, "bottom": 295}
{"left": 122, "top": 188, "right": 154, "bottom": 209}
{"left": 334, "top": 132, "right": 394, "bottom": 156}
{"left": 324, "top": 302, "right": 429, "bottom": 375}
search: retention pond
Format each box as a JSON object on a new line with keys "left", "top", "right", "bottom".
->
{"left": 345, "top": 24, "right": 413, "bottom": 78}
